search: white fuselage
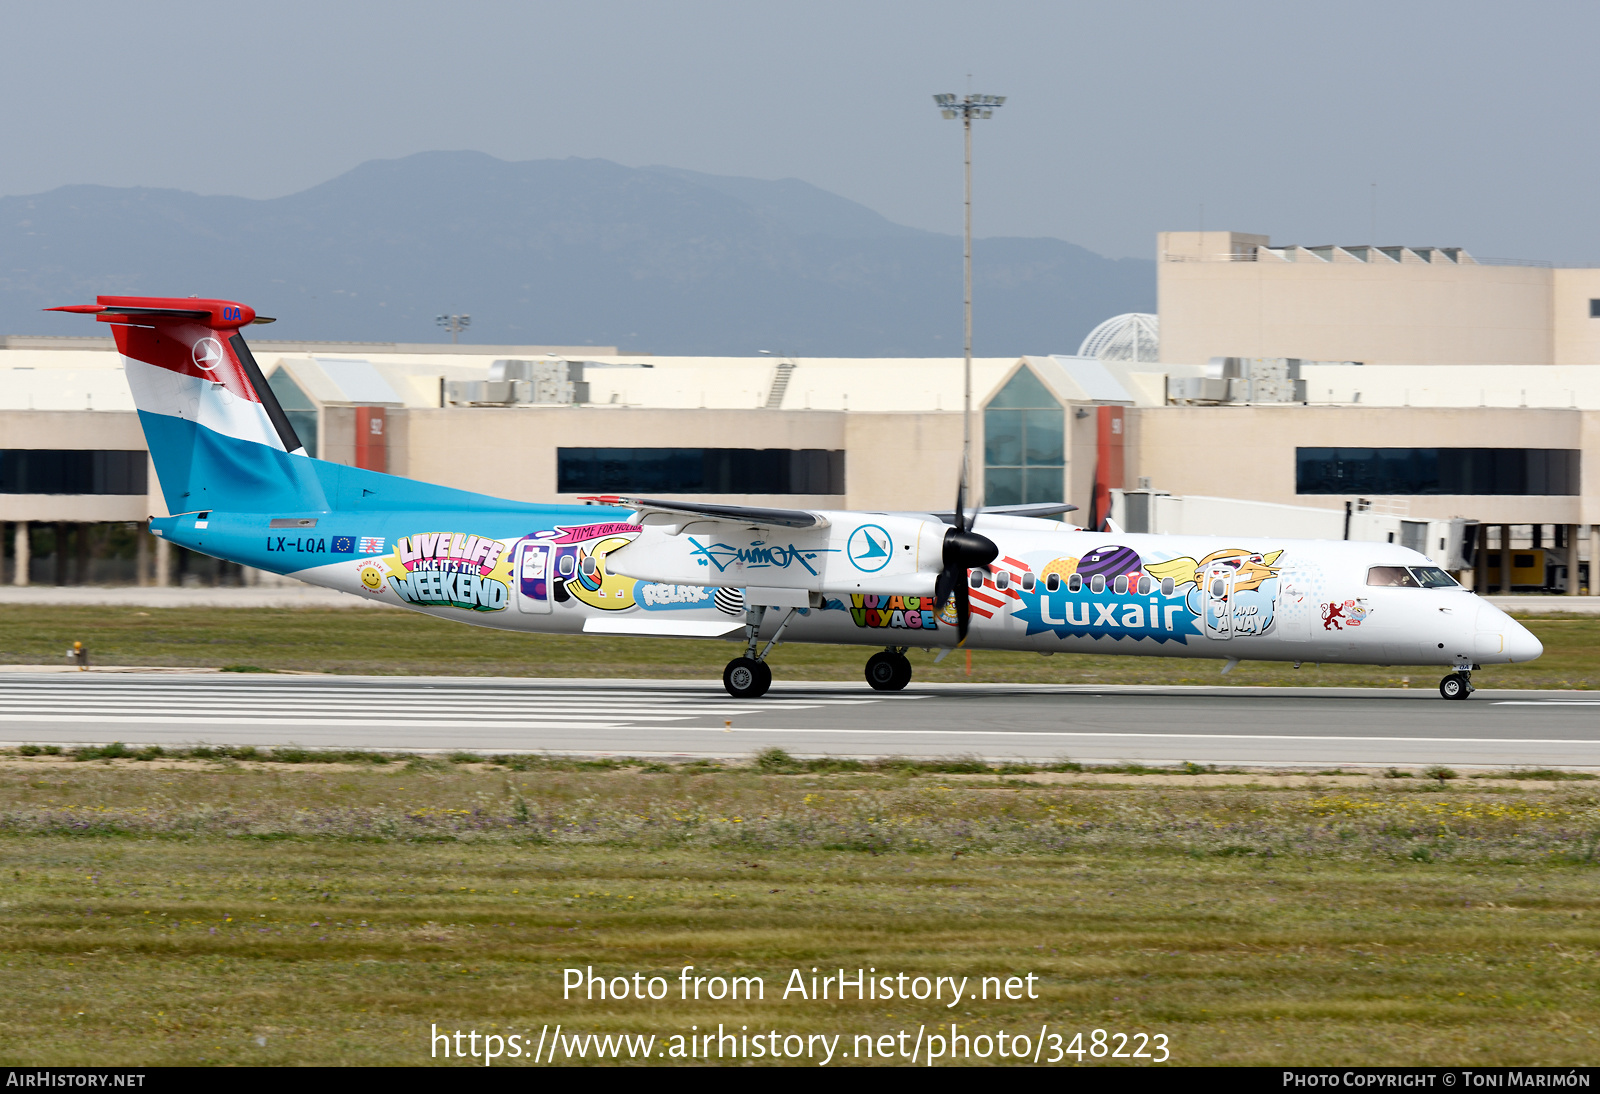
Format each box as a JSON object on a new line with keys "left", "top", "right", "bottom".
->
{"left": 285, "top": 515, "right": 1541, "bottom": 669}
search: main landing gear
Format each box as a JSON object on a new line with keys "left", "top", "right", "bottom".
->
{"left": 1439, "top": 670, "right": 1476, "bottom": 701}
{"left": 865, "top": 647, "right": 912, "bottom": 692}
{"left": 721, "top": 603, "right": 799, "bottom": 699}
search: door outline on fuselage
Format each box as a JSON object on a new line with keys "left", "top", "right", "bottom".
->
{"left": 1203, "top": 563, "right": 1234, "bottom": 639}
{"left": 514, "top": 541, "right": 552, "bottom": 614}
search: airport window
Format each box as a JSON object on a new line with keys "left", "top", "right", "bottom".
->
{"left": 557, "top": 448, "right": 845, "bottom": 494}
{"left": 983, "top": 368, "right": 1064, "bottom": 506}
{"left": 0, "top": 450, "right": 147, "bottom": 495}
{"left": 1590, "top": 298, "right": 1600, "bottom": 318}
{"left": 266, "top": 368, "right": 319, "bottom": 458}
{"left": 1296, "top": 448, "right": 1579, "bottom": 495}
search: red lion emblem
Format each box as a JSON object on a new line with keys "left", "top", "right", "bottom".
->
{"left": 1321, "top": 602, "right": 1346, "bottom": 631}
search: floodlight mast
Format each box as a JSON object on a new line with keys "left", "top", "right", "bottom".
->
{"left": 933, "top": 92, "right": 1005, "bottom": 503}
{"left": 436, "top": 314, "right": 471, "bottom": 345}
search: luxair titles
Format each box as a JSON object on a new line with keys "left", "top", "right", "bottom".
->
{"left": 366, "top": 533, "right": 514, "bottom": 612}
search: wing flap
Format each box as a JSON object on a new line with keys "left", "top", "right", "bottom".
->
{"left": 582, "top": 617, "right": 745, "bottom": 638}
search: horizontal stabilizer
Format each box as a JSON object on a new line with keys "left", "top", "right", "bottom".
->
{"left": 582, "top": 618, "right": 745, "bottom": 638}
{"left": 625, "top": 497, "right": 828, "bottom": 530}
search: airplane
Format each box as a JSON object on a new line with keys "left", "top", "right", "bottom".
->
{"left": 50, "top": 296, "right": 1542, "bottom": 702}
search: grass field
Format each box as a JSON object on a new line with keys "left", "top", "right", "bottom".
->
{"left": 1, "top": 754, "right": 1597, "bottom": 1066}
{"left": 1, "top": 604, "right": 1597, "bottom": 689}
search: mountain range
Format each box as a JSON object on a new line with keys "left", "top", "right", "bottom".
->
{"left": 0, "top": 151, "right": 1153, "bottom": 356}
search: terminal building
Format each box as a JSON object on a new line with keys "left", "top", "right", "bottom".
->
{"left": 2, "top": 228, "right": 1597, "bottom": 596}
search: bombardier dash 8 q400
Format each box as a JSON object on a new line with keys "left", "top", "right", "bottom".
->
{"left": 51, "top": 297, "right": 1541, "bottom": 700}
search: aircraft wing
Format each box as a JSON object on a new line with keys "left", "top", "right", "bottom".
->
{"left": 923, "top": 502, "right": 1079, "bottom": 525}
{"left": 624, "top": 496, "right": 830, "bottom": 530}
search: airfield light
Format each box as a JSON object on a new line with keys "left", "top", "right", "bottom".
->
{"left": 932, "top": 90, "right": 1005, "bottom": 495}
{"left": 436, "top": 314, "right": 471, "bottom": 345}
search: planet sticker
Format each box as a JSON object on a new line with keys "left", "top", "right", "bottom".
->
{"left": 1076, "top": 545, "right": 1143, "bottom": 581}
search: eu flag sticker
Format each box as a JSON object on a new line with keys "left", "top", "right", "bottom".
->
{"left": 330, "top": 536, "right": 356, "bottom": 554}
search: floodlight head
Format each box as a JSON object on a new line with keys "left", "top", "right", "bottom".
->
{"left": 941, "top": 109, "right": 956, "bottom": 119}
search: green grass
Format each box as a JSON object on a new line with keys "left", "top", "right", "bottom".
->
{"left": 3, "top": 605, "right": 1597, "bottom": 688}
{"left": 0, "top": 758, "right": 1597, "bottom": 1066}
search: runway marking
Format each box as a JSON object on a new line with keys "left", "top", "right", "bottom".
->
{"left": 1492, "top": 700, "right": 1600, "bottom": 706}
{"left": 606, "top": 726, "right": 1600, "bottom": 745}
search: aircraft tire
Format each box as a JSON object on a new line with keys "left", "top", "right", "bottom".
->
{"left": 865, "top": 651, "right": 911, "bottom": 692}
{"left": 723, "top": 657, "right": 770, "bottom": 699}
{"left": 1438, "top": 673, "right": 1473, "bottom": 700}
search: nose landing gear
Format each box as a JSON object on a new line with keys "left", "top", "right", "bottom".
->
{"left": 1439, "top": 671, "right": 1475, "bottom": 700}
{"left": 865, "top": 647, "right": 913, "bottom": 692}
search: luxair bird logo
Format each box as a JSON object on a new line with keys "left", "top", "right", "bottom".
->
{"left": 191, "top": 338, "right": 224, "bottom": 374}
{"left": 846, "top": 524, "right": 892, "bottom": 572}
{"left": 1144, "top": 548, "right": 1284, "bottom": 592}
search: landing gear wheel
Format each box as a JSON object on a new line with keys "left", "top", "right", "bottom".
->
{"left": 723, "top": 657, "right": 771, "bottom": 699}
{"left": 1439, "top": 672, "right": 1474, "bottom": 700}
{"left": 865, "top": 651, "right": 912, "bottom": 692}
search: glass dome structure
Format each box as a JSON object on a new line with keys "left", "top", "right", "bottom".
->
{"left": 1077, "top": 313, "right": 1159, "bottom": 363}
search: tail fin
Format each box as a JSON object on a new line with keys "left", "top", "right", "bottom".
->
{"left": 47, "top": 296, "right": 328, "bottom": 514}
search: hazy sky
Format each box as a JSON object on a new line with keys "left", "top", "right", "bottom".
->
{"left": 5, "top": 1, "right": 1597, "bottom": 261}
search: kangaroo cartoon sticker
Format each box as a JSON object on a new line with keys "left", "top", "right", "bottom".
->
{"left": 1146, "top": 548, "right": 1284, "bottom": 639}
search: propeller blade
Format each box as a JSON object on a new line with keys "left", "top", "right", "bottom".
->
{"left": 954, "top": 574, "right": 971, "bottom": 644}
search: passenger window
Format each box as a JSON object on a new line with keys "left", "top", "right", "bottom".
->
{"left": 1090, "top": 574, "right": 1106, "bottom": 593}
{"left": 1210, "top": 578, "right": 1225, "bottom": 597}
{"left": 1045, "top": 573, "right": 1061, "bottom": 592}
{"left": 579, "top": 556, "right": 597, "bottom": 577}
{"left": 1067, "top": 574, "right": 1083, "bottom": 593}
{"left": 1366, "top": 565, "right": 1419, "bottom": 588}
{"left": 968, "top": 569, "right": 984, "bottom": 589}
{"left": 1113, "top": 575, "right": 1128, "bottom": 594}
{"left": 1021, "top": 572, "right": 1036, "bottom": 592}
{"left": 1136, "top": 575, "right": 1152, "bottom": 595}
{"left": 995, "top": 571, "right": 1011, "bottom": 591}
{"left": 557, "top": 555, "right": 575, "bottom": 577}
{"left": 1160, "top": 577, "right": 1175, "bottom": 596}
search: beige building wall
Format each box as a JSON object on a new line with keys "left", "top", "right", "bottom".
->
{"left": 0, "top": 410, "right": 162, "bottom": 522}
{"left": 395, "top": 407, "right": 980, "bottom": 513}
{"left": 1130, "top": 405, "right": 1594, "bottom": 525}
{"left": 1551, "top": 268, "right": 1600, "bottom": 365}
{"left": 1158, "top": 230, "right": 1555, "bottom": 366}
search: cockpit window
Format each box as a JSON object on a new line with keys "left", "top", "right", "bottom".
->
{"left": 1367, "top": 565, "right": 1460, "bottom": 588}
{"left": 1366, "top": 565, "right": 1420, "bottom": 588}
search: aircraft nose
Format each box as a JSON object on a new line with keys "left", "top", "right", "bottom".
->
{"left": 1503, "top": 617, "right": 1544, "bottom": 663}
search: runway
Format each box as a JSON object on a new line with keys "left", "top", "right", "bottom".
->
{"left": 0, "top": 673, "right": 1597, "bottom": 768}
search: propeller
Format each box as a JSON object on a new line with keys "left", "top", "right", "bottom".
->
{"left": 933, "top": 462, "right": 999, "bottom": 644}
